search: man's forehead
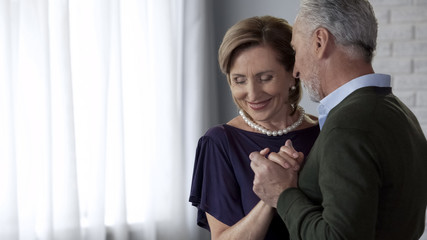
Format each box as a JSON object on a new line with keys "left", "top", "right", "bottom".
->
{"left": 291, "top": 25, "right": 301, "bottom": 46}
{"left": 292, "top": 21, "right": 306, "bottom": 38}
{"left": 292, "top": 19, "right": 302, "bottom": 31}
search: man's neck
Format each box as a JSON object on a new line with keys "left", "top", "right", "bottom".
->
{"left": 321, "top": 53, "right": 375, "bottom": 97}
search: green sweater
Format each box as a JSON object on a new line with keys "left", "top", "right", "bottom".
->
{"left": 277, "top": 87, "right": 427, "bottom": 240}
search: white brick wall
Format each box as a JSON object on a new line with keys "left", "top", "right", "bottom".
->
{"left": 416, "top": 23, "right": 427, "bottom": 39}
{"left": 414, "top": 58, "right": 427, "bottom": 72}
{"left": 370, "top": 1, "right": 427, "bottom": 238}
{"left": 371, "top": 0, "right": 427, "bottom": 137}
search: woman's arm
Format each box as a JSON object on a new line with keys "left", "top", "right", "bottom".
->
{"left": 206, "top": 200, "right": 275, "bottom": 240}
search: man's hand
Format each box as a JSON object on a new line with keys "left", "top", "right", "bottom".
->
{"left": 250, "top": 140, "right": 304, "bottom": 208}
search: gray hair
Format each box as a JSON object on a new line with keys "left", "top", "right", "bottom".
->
{"left": 297, "top": 0, "right": 378, "bottom": 63}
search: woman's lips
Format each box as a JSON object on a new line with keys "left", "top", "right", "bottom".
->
{"left": 248, "top": 99, "right": 270, "bottom": 110}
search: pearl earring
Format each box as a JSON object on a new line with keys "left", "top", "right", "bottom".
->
{"left": 291, "top": 85, "right": 296, "bottom": 91}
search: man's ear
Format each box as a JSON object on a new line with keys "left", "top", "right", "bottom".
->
{"left": 313, "top": 27, "right": 331, "bottom": 59}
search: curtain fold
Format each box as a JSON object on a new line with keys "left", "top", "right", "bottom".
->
{"left": 0, "top": 0, "right": 213, "bottom": 239}
{"left": 49, "top": 0, "right": 81, "bottom": 239}
{"left": 69, "top": 0, "right": 109, "bottom": 238}
{"left": 182, "top": 0, "right": 218, "bottom": 239}
{"left": 0, "top": 0, "right": 19, "bottom": 238}
{"left": 15, "top": 0, "right": 53, "bottom": 239}
{"left": 104, "top": 0, "right": 128, "bottom": 238}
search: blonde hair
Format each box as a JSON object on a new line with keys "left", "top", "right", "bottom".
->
{"left": 218, "top": 16, "right": 301, "bottom": 115}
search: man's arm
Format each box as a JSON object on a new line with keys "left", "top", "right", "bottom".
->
{"left": 269, "top": 128, "right": 380, "bottom": 240}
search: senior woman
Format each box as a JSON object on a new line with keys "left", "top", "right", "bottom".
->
{"left": 189, "top": 16, "right": 319, "bottom": 239}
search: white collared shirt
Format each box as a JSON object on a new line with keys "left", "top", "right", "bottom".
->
{"left": 317, "top": 73, "right": 391, "bottom": 129}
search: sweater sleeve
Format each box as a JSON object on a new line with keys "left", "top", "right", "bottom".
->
{"left": 277, "top": 127, "right": 381, "bottom": 240}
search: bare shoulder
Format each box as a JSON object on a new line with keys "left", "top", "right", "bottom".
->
{"left": 305, "top": 113, "right": 318, "bottom": 124}
{"left": 300, "top": 113, "right": 319, "bottom": 129}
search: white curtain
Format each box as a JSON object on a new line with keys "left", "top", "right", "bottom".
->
{"left": 0, "top": 0, "right": 215, "bottom": 239}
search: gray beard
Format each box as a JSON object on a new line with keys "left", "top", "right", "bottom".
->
{"left": 303, "top": 78, "right": 322, "bottom": 103}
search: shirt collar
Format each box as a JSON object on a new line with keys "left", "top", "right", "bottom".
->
{"left": 317, "top": 73, "right": 391, "bottom": 129}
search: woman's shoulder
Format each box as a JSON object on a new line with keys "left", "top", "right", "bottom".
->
{"left": 196, "top": 124, "right": 235, "bottom": 157}
{"left": 199, "top": 124, "right": 234, "bottom": 146}
{"left": 305, "top": 113, "right": 318, "bottom": 123}
{"left": 200, "top": 116, "right": 255, "bottom": 145}
{"left": 203, "top": 115, "right": 250, "bottom": 135}
{"left": 298, "top": 113, "right": 319, "bottom": 131}
{"left": 203, "top": 124, "right": 227, "bottom": 137}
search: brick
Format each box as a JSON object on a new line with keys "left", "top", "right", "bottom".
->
{"left": 394, "top": 90, "right": 416, "bottom": 106}
{"left": 394, "top": 74, "right": 427, "bottom": 90}
{"left": 370, "top": 0, "right": 412, "bottom": 6}
{"left": 375, "top": 42, "right": 392, "bottom": 57}
{"left": 374, "top": 8, "right": 391, "bottom": 25}
{"left": 394, "top": 41, "right": 427, "bottom": 56}
{"left": 415, "top": 24, "right": 427, "bottom": 39}
{"left": 414, "top": 58, "right": 427, "bottom": 73}
{"left": 391, "top": 7, "right": 427, "bottom": 23}
{"left": 417, "top": 91, "right": 427, "bottom": 106}
{"left": 378, "top": 24, "right": 413, "bottom": 40}
{"left": 422, "top": 125, "right": 427, "bottom": 138}
{"left": 373, "top": 58, "right": 412, "bottom": 74}
{"left": 413, "top": 108, "right": 427, "bottom": 124}
{"left": 414, "top": 0, "right": 427, "bottom": 5}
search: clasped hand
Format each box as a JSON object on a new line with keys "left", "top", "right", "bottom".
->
{"left": 250, "top": 140, "right": 304, "bottom": 208}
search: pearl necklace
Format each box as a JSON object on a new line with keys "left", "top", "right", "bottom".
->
{"left": 239, "top": 106, "right": 305, "bottom": 136}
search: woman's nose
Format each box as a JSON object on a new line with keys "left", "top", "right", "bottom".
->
{"left": 246, "top": 80, "right": 260, "bottom": 101}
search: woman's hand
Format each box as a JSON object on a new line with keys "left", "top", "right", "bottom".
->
{"left": 265, "top": 140, "right": 304, "bottom": 171}
{"left": 250, "top": 140, "right": 304, "bottom": 208}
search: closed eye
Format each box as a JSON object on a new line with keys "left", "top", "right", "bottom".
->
{"left": 233, "top": 76, "right": 247, "bottom": 84}
{"left": 259, "top": 75, "right": 273, "bottom": 81}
